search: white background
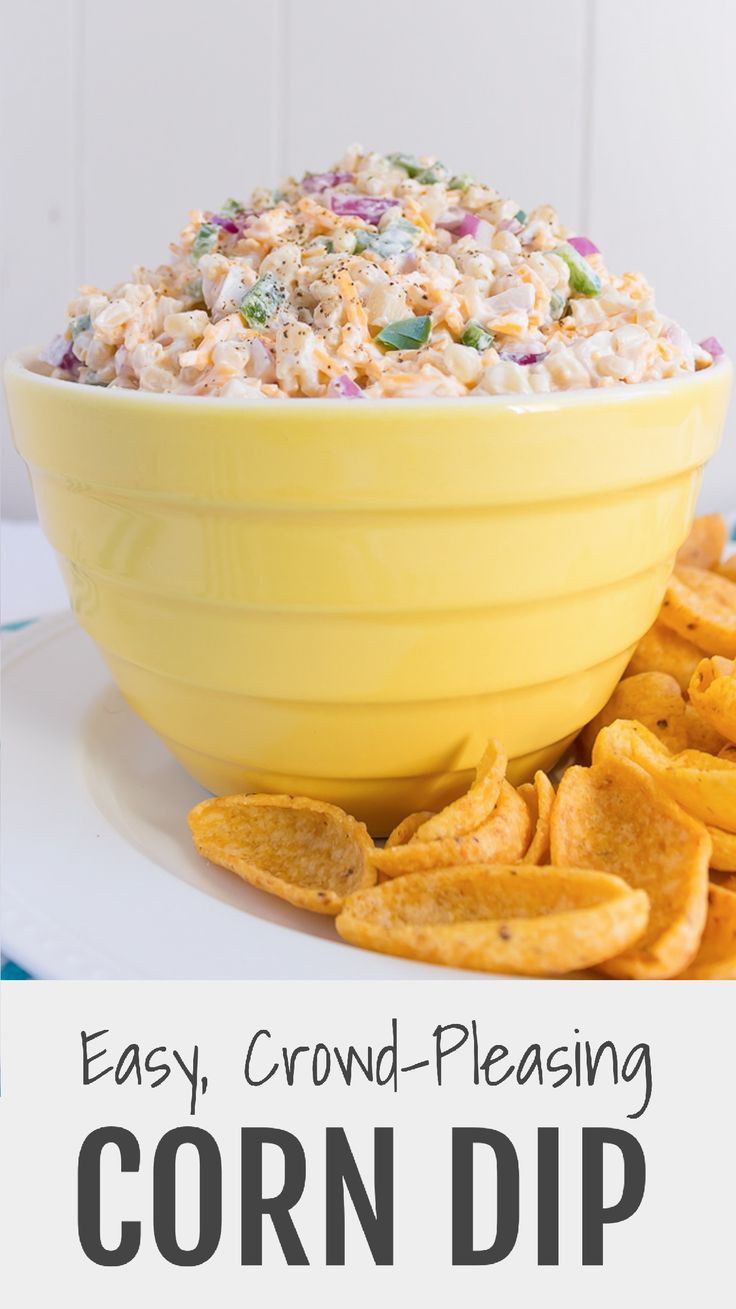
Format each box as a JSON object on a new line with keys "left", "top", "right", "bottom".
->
{"left": 0, "top": 980, "right": 734, "bottom": 1304}
{"left": 1, "top": 0, "right": 735, "bottom": 518}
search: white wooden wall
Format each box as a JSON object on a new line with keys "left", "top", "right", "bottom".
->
{"left": 2, "top": 0, "right": 735, "bottom": 517}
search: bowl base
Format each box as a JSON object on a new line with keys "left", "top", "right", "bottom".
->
{"left": 161, "top": 731, "right": 578, "bottom": 838}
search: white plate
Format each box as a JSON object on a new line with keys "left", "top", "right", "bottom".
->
{"left": 2, "top": 614, "right": 474, "bottom": 980}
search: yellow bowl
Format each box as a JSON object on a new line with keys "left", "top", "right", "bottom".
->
{"left": 5, "top": 350, "right": 731, "bottom": 834}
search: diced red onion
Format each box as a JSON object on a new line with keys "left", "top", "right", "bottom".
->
{"left": 328, "top": 373, "right": 364, "bottom": 398}
{"left": 698, "top": 335, "right": 724, "bottom": 359}
{"left": 212, "top": 214, "right": 240, "bottom": 234}
{"left": 60, "top": 348, "right": 78, "bottom": 373}
{"left": 303, "top": 171, "right": 354, "bottom": 194}
{"left": 456, "top": 213, "right": 493, "bottom": 247}
{"left": 499, "top": 349, "right": 549, "bottom": 366}
{"left": 567, "top": 235, "right": 599, "bottom": 257}
{"left": 436, "top": 210, "right": 492, "bottom": 247}
{"left": 331, "top": 194, "right": 397, "bottom": 224}
{"left": 456, "top": 211, "right": 480, "bottom": 237}
{"left": 436, "top": 206, "right": 466, "bottom": 231}
{"left": 41, "top": 335, "right": 78, "bottom": 373}
{"left": 497, "top": 217, "right": 523, "bottom": 234}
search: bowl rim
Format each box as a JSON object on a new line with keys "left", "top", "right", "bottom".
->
{"left": 4, "top": 345, "right": 731, "bottom": 413}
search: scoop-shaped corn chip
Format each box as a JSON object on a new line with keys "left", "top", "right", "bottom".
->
{"left": 660, "top": 565, "right": 736, "bottom": 659}
{"left": 519, "top": 771, "right": 555, "bottom": 865}
{"left": 550, "top": 757, "right": 710, "bottom": 978}
{"left": 413, "top": 739, "right": 506, "bottom": 841}
{"left": 336, "top": 865, "right": 649, "bottom": 976}
{"left": 385, "top": 812, "right": 435, "bottom": 848}
{"left": 371, "top": 781, "right": 531, "bottom": 878}
{"left": 578, "top": 672, "right": 686, "bottom": 759}
{"left": 678, "top": 885, "right": 736, "bottom": 979}
{"left": 684, "top": 701, "right": 728, "bottom": 755}
{"left": 713, "top": 556, "right": 736, "bottom": 584}
{"left": 688, "top": 656, "right": 736, "bottom": 745}
{"left": 706, "top": 825, "right": 736, "bottom": 872}
{"left": 676, "top": 514, "right": 727, "bottom": 570}
{"left": 625, "top": 620, "right": 703, "bottom": 692}
{"left": 188, "top": 793, "right": 375, "bottom": 914}
{"left": 710, "top": 872, "right": 736, "bottom": 894}
{"left": 593, "top": 720, "right": 736, "bottom": 834}
{"left": 719, "top": 743, "right": 736, "bottom": 764}
{"left": 518, "top": 783, "right": 536, "bottom": 822}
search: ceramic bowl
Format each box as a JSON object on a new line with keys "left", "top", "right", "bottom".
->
{"left": 5, "top": 350, "right": 731, "bottom": 833}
